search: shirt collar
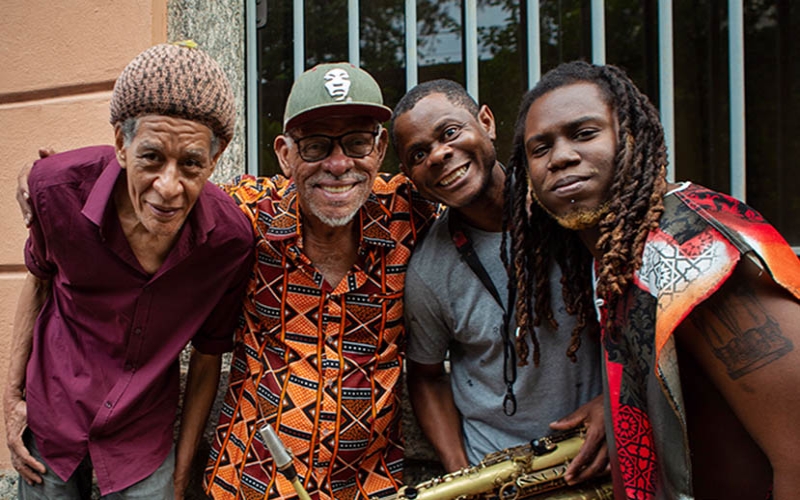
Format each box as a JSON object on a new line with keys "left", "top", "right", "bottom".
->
{"left": 81, "top": 156, "right": 122, "bottom": 227}
{"left": 265, "top": 182, "right": 396, "bottom": 250}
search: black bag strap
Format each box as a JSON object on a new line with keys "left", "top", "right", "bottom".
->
{"left": 447, "top": 210, "right": 518, "bottom": 416}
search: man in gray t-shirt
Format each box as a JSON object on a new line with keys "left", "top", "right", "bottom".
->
{"left": 391, "top": 80, "right": 608, "bottom": 486}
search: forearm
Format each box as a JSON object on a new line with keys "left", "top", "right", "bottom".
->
{"left": 4, "top": 273, "right": 49, "bottom": 413}
{"left": 174, "top": 349, "right": 222, "bottom": 496}
{"left": 408, "top": 369, "right": 468, "bottom": 472}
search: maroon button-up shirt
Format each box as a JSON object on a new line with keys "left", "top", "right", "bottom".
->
{"left": 23, "top": 146, "right": 254, "bottom": 495}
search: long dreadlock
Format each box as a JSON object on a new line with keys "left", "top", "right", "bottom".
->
{"left": 501, "top": 61, "right": 668, "bottom": 366}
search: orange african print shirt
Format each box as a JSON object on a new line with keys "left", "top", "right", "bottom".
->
{"left": 205, "top": 174, "right": 437, "bottom": 500}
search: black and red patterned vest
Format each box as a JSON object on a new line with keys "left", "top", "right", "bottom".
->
{"left": 599, "top": 183, "right": 800, "bottom": 499}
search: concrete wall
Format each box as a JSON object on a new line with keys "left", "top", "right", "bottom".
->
{"left": 0, "top": 0, "right": 168, "bottom": 474}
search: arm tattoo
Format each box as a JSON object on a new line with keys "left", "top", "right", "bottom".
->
{"left": 690, "top": 281, "right": 793, "bottom": 380}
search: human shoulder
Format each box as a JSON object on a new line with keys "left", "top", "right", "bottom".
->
{"left": 216, "top": 173, "right": 293, "bottom": 224}
{"left": 408, "top": 210, "right": 458, "bottom": 277}
{"left": 371, "top": 171, "right": 439, "bottom": 217}
{"left": 218, "top": 173, "right": 290, "bottom": 203}
{"left": 29, "top": 145, "right": 116, "bottom": 191}
{"left": 198, "top": 181, "right": 256, "bottom": 247}
{"left": 667, "top": 182, "right": 770, "bottom": 232}
{"left": 664, "top": 181, "right": 799, "bottom": 295}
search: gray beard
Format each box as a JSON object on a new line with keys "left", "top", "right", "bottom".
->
{"left": 310, "top": 209, "right": 358, "bottom": 227}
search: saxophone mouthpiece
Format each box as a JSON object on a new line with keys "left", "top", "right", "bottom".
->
{"left": 259, "top": 423, "right": 293, "bottom": 469}
{"left": 259, "top": 424, "right": 313, "bottom": 500}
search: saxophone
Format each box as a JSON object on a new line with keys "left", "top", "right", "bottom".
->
{"left": 385, "top": 427, "right": 613, "bottom": 500}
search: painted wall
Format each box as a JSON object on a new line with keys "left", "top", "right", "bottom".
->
{"left": 0, "top": 0, "right": 168, "bottom": 472}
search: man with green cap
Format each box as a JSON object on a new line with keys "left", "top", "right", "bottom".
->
{"left": 203, "top": 63, "right": 437, "bottom": 499}
{"left": 4, "top": 42, "right": 254, "bottom": 498}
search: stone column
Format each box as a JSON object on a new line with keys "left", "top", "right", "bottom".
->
{"left": 169, "top": 0, "right": 247, "bottom": 182}
{"left": 169, "top": 3, "right": 246, "bottom": 498}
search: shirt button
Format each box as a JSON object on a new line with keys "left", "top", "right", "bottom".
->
{"left": 133, "top": 327, "right": 142, "bottom": 336}
{"left": 105, "top": 401, "right": 112, "bottom": 408}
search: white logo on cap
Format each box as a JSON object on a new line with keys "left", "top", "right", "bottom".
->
{"left": 324, "top": 69, "right": 351, "bottom": 101}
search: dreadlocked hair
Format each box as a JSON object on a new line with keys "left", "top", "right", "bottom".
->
{"left": 503, "top": 61, "right": 668, "bottom": 365}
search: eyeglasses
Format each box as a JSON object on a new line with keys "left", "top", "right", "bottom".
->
{"left": 290, "top": 128, "right": 380, "bottom": 162}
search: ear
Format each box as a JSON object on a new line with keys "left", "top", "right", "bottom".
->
{"left": 274, "top": 134, "right": 294, "bottom": 178}
{"left": 113, "top": 123, "right": 128, "bottom": 168}
{"left": 374, "top": 126, "right": 389, "bottom": 164}
{"left": 477, "top": 105, "right": 497, "bottom": 141}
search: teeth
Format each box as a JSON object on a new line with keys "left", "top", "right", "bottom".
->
{"left": 439, "top": 166, "right": 467, "bottom": 187}
{"left": 321, "top": 185, "right": 353, "bottom": 193}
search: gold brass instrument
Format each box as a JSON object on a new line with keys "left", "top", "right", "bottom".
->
{"left": 386, "top": 427, "right": 613, "bottom": 500}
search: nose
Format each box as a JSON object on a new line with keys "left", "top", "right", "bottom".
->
{"left": 322, "top": 142, "right": 353, "bottom": 177}
{"left": 153, "top": 162, "right": 184, "bottom": 200}
{"left": 548, "top": 138, "right": 580, "bottom": 171}
{"left": 427, "top": 141, "right": 453, "bottom": 168}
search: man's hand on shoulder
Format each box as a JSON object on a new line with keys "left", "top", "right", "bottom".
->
{"left": 549, "top": 394, "right": 609, "bottom": 486}
{"left": 17, "top": 148, "right": 55, "bottom": 227}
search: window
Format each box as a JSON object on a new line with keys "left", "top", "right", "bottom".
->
{"left": 253, "top": 0, "right": 799, "bottom": 246}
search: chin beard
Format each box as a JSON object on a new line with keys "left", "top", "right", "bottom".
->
{"left": 530, "top": 190, "right": 609, "bottom": 231}
{"left": 553, "top": 203, "right": 609, "bottom": 230}
{"left": 306, "top": 199, "right": 362, "bottom": 227}
{"left": 313, "top": 211, "right": 358, "bottom": 227}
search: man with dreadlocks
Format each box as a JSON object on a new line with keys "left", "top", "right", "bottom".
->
{"left": 506, "top": 60, "right": 800, "bottom": 499}
{"left": 392, "top": 79, "right": 606, "bottom": 486}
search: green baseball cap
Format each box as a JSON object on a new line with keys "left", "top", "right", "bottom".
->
{"left": 283, "top": 62, "right": 392, "bottom": 131}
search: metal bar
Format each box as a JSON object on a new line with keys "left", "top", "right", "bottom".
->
{"left": 658, "top": 0, "right": 675, "bottom": 182}
{"left": 405, "top": 0, "right": 418, "bottom": 89}
{"left": 464, "top": 0, "right": 479, "bottom": 100}
{"left": 349, "top": 0, "right": 360, "bottom": 66}
{"left": 246, "top": 0, "right": 259, "bottom": 176}
{"left": 526, "top": 0, "right": 540, "bottom": 87}
{"left": 729, "top": 0, "right": 746, "bottom": 200}
{"left": 591, "top": 0, "right": 605, "bottom": 64}
{"left": 293, "top": 0, "right": 304, "bottom": 79}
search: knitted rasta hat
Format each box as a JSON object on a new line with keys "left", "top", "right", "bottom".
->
{"left": 109, "top": 41, "right": 236, "bottom": 143}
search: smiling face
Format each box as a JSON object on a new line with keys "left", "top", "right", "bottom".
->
{"left": 115, "top": 114, "right": 219, "bottom": 239}
{"left": 393, "top": 93, "right": 498, "bottom": 210}
{"left": 523, "top": 82, "right": 618, "bottom": 231}
{"left": 275, "top": 115, "right": 386, "bottom": 228}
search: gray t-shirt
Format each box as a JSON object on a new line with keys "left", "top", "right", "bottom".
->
{"left": 405, "top": 209, "right": 602, "bottom": 465}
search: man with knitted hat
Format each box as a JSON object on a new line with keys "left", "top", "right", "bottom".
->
{"left": 202, "top": 63, "right": 437, "bottom": 499}
{"left": 4, "top": 42, "right": 254, "bottom": 498}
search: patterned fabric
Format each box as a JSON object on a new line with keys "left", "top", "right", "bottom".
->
{"left": 205, "top": 174, "right": 437, "bottom": 500}
{"left": 600, "top": 183, "right": 800, "bottom": 499}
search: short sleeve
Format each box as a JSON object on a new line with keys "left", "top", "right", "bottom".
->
{"left": 24, "top": 185, "right": 56, "bottom": 280}
{"left": 404, "top": 261, "right": 451, "bottom": 364}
